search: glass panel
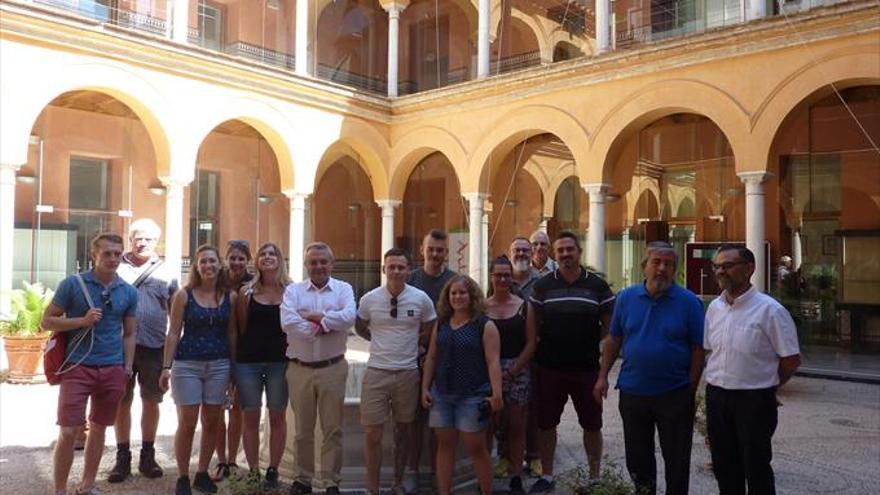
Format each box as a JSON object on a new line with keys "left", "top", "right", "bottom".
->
{"left": 69, "top": 157, "right": 110, "bottom": 210}
{"left": 316, "top": 0, "right": 388, "bottom": 92}
{"left": 190, "top": 170, "right": 219, "bottom": 255}
{"left": 199, "top": 1, "right": 224, "bottom": 50}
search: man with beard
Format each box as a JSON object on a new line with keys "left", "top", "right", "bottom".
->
{"left": 527, "top": 232, "right": 614, "bottom": 493}
{"left": 704, "top": 245, "right": 800, "bottom": 494}
{"left": 594, "top": 242, "right": 705, "bottom": 495}
{"left": 529, "top": 231, "right": 557, "bottom": 276}
{"left": 509, "top": 237, "right": 540, "bottom": 301}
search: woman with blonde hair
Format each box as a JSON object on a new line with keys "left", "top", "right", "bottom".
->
{"left": 231, "top": 242, "right": 291, "bottom": 489}
{"left": 160, "top": 244, "right": 237, "bottom": 495}
{"left": 421, "top": 275, "right": 503, "bottom": 495}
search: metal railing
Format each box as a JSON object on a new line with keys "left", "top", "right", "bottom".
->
{"left": 34, "top": 0, "right": 170, "bottom": 37}
{"left": 316, "top": 63, "right": 387, "bottom": 94}
{"left": 613, "top": 0, "right": 744, "bottom": 49}
{"left": 490, "top": 50, "right": 542, "bottom": 75}
{"left": 224, "top": 41, "right": 294, "bottom": 70}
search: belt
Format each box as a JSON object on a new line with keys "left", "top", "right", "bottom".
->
{"left": 289, "top": 354, "right": 345, "bottom": 369}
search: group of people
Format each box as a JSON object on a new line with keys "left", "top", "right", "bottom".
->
{"left": 44, "top": 218, "right": 801, "bottom": 495}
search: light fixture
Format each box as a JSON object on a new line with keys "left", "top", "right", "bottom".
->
{"left": 348, "top": 202, "right": 361, "bottom": 212}
{"left": 505, "top": 199, "right": 519, "bottom": 208}
{"left": 16, "top": 170, "right": 36, "bottom": 184}
{"left": 148, "top": 185, "right": 167, "bottom": 196}
{"left": 258, "top": 194, "right": 276, "bottom": 204}
{"left": 606, "top": 193, "right": 622, "bottom": 203}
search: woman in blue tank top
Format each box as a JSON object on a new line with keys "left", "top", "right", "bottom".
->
{"left": 421, "top": 274, "right": 503, "bottom": 495}
{"left": 159, "top": 244, "right": 237, "bottom": 495}
{"left": 230, "top": 242, "right": 290, "bottom": 488}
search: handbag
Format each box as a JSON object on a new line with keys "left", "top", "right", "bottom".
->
{"left": 44, "top": 274, "right": 96, "bottom": 385}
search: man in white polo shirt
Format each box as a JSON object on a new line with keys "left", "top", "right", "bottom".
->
{"left": 356, "top": 248, "right": 437, "bottom": 495}
{"left": 704, "top": 244, "right": 801, "bottom": 495}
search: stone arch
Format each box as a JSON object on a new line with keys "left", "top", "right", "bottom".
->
{"left": 589, "top": 79, "right": 750, "bottom": 183}
{"left": 389, "top": 126, "right": 468, "bottom": 199}
{"left": 548, "top": 28, "right": 593, "bottom": 58}
{"left": 467, "top": 104, "right": 590, "bottom": 193}
{"left": 315, "top": 134, "right": 389, "bottom": 200}
{"left": 190, "top": 97, "right": 299, "bottom": 192}
{"left": 2, "top": 62, "right": 173, "bottom": 177}
{"left": 489, "top": 8, "right": 548, "bottom": 61}
{"left": 749, "top": 46, "right": 880, "bottom": 170}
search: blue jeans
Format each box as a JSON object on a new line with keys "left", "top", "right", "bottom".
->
{"left": 170, "top": 359, "right": 231, "bottom": 406}
{"left": 233, "top": 361, "right": 289, "bottom": 411}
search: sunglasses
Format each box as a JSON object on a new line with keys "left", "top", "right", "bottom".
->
{"left": 390, "top": 297, "right": 398, "bottom": 319}
{"left": 101, "top": 289, "right": 113, "bottom": 311}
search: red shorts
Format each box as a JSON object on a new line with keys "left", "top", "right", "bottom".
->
{"left": 57, "top": 365, "right": 128, "bottom": 427}
{"left": 534, "top": 366, "right": 602, "bottom": 432}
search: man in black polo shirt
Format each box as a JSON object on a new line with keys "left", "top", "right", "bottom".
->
{"left": 527, "top": 231, "right": 615, "bottom": 493}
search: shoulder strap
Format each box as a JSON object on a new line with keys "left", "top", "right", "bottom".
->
{"left": 132, "top": 259, "right": 163, "bottom": 288}
{"left": 75, "top": 274, "right": 96, "bottom": 309}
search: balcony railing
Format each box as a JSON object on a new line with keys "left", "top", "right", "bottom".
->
{"left": 490, "top": 50, "right": 542, "bottom": 75}
{"left": 613, "top": 0, "right": 744, "bottom": 49}
{"left": 316, "top": 63, "right": 387, "bottom": 94}
{"left": 224, "top": 41, "right": 294, "bottom": 70}
{"left": 34, "top": 0, "right": 170, "bottom": 37}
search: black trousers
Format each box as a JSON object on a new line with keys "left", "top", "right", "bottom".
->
{"left": 706, "top": 384, "right": 778, "bottom": 495}
{"left": 618, "top": 386, "right": 695, "bottom": 495}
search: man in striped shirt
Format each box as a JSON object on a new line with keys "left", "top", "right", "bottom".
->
{"left": 526, "top": 231, "right": 615, "bottom": 494}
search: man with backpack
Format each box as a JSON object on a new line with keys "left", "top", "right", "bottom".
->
{"left": 41, "top": 232, "right": 139, "bottom": 495}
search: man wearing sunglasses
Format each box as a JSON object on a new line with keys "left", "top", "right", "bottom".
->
{"left": 42, "top": 233, "right": 139, "bottom": 495}
{"left": 704, "top": 244, "right": 801, "bottom": 495}
{"left": 281, "top": 242, "right": 357, "bottom": 495}
{"left": 356, "top": 248, "right": 436, "bottom": 495}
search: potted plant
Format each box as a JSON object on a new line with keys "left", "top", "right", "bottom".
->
{"left": 1, "top": 281, "right": 54, "bottom": 384}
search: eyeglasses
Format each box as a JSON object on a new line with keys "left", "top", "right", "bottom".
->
{"left": 712, "top": 261, "right": 747, "bottom": 271}
{"left": 101, "top": 289, "right": 113, "bottom": 310}
{"left": 390, "top": 297, "right": 398, "bottom": 319}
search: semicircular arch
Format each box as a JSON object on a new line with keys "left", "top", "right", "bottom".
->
{"left": 390, "top": 126, "right": 468, "bottom": 199}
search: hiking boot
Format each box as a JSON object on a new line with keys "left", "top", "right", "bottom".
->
{"left": 192, "top": 471, "right": 218, "bottom": 494}
{"left": 107, "top": 448, "right": 131, "bottom": 483}
{"left": 175, "top": 475, "right": 192, "bottom": 495}
{"left": 288, "top": 481, "right": 312, "bottom": 495}
{"left": 528, "top": 478, "right": 555, "bottom": 493}
{"left": 263, "top": 467, "right": 279, "bottom": 490}
{"left": 510, "top": 475, "right": 526, "bottom": 495}
{"left": 138, "top": 446, "right": 164, "bottom": 478}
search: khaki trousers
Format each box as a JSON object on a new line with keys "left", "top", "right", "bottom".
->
{"left": 286, "top": 358, "right": 348, "bottom": 486}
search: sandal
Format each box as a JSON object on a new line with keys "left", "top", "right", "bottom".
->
{"left": 211, "top": 462, "right": 229, "bottom": 481}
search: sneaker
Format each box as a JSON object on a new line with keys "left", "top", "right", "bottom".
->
{"left": 263, "top": 467, "right": 279, "bottom": 490}
{"left": 192, "top": 471, "right": 218, "bottom": 494}
{"left": 138, "top": 447, "right": 164, "bottom": 478}
{"left": 493, "top": 457, "right": 511, "bottom": 478}
{"left": 527, "top": 459, "right": 543, "bottom": 478}
{"left": 510, "top": 475, "right": 526, "bottom": 495}
{"left": 288, "top": 481, "right": 312, "bottom": 495}
{"left": 107, "top": 449, "right": 131, "bottom": 483}
{"left": 401, "top": 471, "right": 418, "bottom": 494}
{"left": 528, "top": 477, "right": 555, "bottom": 494}
{"left": 176, "top": 476, "right": 193, "bottom": 495}
{"left": 211, "top": 463, "right": 229, "bottom": 481}
{"left": 74, "top": 487, "right": 102, "bottom": 495}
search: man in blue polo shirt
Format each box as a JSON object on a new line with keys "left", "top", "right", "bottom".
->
{"left": 42, "top": 233, "right": 139, "bottom": 495}
{"left": 594, "top": 241, "right": 705, "bottom": 495}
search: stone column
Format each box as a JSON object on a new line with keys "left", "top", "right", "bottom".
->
{"left": 740, "top": 172, "right": 770, "bottom": 291}
{"left": 0, "top": 162, "right": 21, "bottom": 317}
{"left": 477, "top": 0, "right": 490, "bottom": 78}
{"left": 295, "top": 0, "right": 311, "bottom": 75}
{"left": 481, "top": 205, "right": 490, "bottom": 289}
{"left": 596, "top": 0, "right": 610, "bottom": 53}
{"left": 792, "top": 229, "right": 802, "bottom": 270}
{"left": 464, "top": 193, "right": 487, "bottom": 284}
{"left": 583, "top": 183, "right": 609, "bottom": 273}
{"left": 171, "top": 0, "right": 189, "bottom": 43}
{"left": 384, "top": 3, "right": 406, "bottom": 96}
{"left": 621, "top": 226, "right": 631, "bottom": 286}
{"left": 287, "top": 192, "right": 309, "bottom": 282}
{"left": 376, "top": 199, "right": 401, "bottom": 284}
{"left": 748, "top": 0, "right": 766, "bottom": 21}
{"left": 538, "top": 216, "right": 549, "bottom": 233}
{"left": 161, "top": 178, "right": 188, "bottom": 285}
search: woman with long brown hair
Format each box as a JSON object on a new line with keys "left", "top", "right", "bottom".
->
{"left": 421, "top": 275, "right": 503, "bottom": 495}
{"left": 231, "top": 242, "right": 291, "bottom": 489}
{"left": 159, "top": 244, "right": 237, "bottom": 495}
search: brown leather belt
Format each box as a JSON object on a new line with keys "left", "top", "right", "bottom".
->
{"left": 289, "top": 354, "right": 345, "bottom": 369}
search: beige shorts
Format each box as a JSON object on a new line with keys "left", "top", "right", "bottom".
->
{"left": 359, "top": 367, "right": 420, "bottom": 426}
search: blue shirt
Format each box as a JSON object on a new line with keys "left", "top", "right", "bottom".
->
{"left": 175, "top": 289, "right": 231, "bottom": 361}
{"left": 610, "top": 282, "right": 704, "bottom": 396}
{"left": 51, "top": 271, "right": 138, "bottom": 366}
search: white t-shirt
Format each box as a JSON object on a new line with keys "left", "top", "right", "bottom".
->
{"left": 357, "top": 284, "right": 437, "bottom": 370}
{"left": 704, "top": 286, "right": 800, "bottom": 389}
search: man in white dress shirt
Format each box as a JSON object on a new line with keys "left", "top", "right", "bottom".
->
{"left": 280, "top": 242, "right": 357, "bottom": 495}
{"left": 704, "top": 244, "right": 801, "bottom": 495}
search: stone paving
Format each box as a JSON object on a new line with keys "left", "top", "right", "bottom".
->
{"left": 1, "top": 367, "right": 878, "bottom": 494}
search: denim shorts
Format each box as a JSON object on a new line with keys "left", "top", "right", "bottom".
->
{"left": 170, "top": 359, "right": 231, "bottom": 406}
{"left": 233, "top": 361, "right": 289, "bottom": 411}
{"left": 428, "top": 388, "right": 490, "bottom": 433}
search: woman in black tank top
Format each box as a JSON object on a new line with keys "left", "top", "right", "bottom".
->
{"left": 485, "top": 255, "right": 536, "bottom": 494}
{"left": 230, "top": 242, "right": 291, "bottom": 488}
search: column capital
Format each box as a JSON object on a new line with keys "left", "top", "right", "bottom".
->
{"left": 158, "top": 176, "right": 192, "bottom": 188}
{"left": 375, "top": 199, "right": 402, "bottom": 210}
{"left": 737, "top": 171, "right": 773, "bottom": 185}
{"left": 581, "top": 182, "right": 612, "bottom": 197}
{"left": 380, "top": 0, "right": 408, "bottom": 15}
{"left": 462, "top": 192, "right": 489, "bottom": 206}
{"left": 0, "top": 162, "right": 24, "bottom": 172}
